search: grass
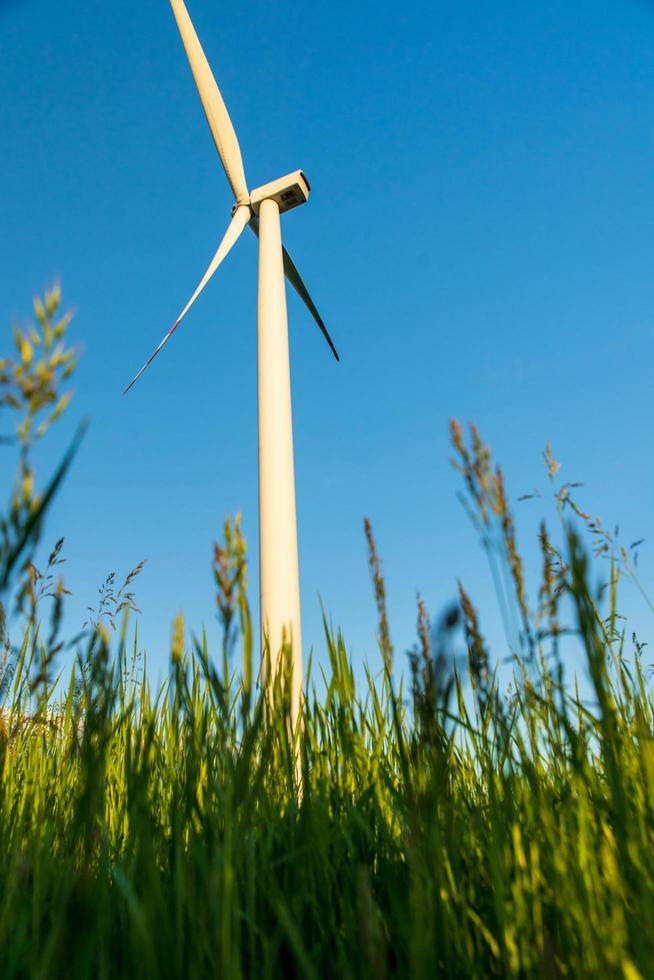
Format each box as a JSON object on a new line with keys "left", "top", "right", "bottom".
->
{"left": 2, "top": 294, "right": 654, "bottom": 977}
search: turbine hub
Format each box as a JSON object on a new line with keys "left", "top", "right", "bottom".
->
{"left": 250, "top": 170, "right": 310, "bottom": 216}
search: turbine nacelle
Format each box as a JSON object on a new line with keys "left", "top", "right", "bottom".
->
{"left": 249, "top": 170, "right": 310, "bottom": 216}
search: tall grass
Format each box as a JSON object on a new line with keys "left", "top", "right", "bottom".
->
{"left": 2, "top": 295, "right": 654, "bottom": 977}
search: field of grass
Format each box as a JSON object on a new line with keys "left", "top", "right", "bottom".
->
{"left": 2, "top": 293, "right": 654, "bottom": 978}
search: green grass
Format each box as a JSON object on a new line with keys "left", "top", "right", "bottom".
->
{"left": 2, "top": 295, "right": 654, "bottom": 977}
{"left": 2, "top": 512, "right": 654, "bottom": 977}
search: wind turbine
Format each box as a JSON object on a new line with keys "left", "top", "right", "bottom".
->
{"left": 124, "top": 0, "right": 339, "bottom": 725}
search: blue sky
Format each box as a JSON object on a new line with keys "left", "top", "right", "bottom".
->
{"left": 2, "top": 0, "right": 654, "bottom": 685}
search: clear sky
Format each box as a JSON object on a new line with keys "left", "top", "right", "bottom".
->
{"left": 2, "top": 0, "right": 654, "bottom": 684}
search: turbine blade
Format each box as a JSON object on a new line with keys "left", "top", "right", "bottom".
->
{"left": 124, "top": 205, "right": 250, "bottom": 394}
{"left": 169, "top": 0, "right": 249, "bottom": 204}
{"left": 249, "top": 218, "right": 339, "bottom": 361}
{"left": 281, "top": 246, "right": 339, "bottom": 361}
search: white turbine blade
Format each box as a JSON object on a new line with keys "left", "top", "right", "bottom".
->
{"left": 249, "top": 218, "right": 339, "bottom": 361}
{"left": 124, "top": 206, "right": 250, "bottom": 394}
{"left": 281, "top": 246, "right": 339, "bottom": 361}
{"left": 169, "top": 0, "right": 249, "bottom": 203}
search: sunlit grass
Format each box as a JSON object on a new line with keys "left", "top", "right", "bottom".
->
{"left": 2, "top": 294, "right": 653, "bottom": 977}
{"left": 1, "top": 509, "right": 653, "bottom": 977}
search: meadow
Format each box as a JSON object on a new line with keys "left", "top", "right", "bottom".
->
{"left": 1, "top": 291, "right": 653, "bottom": 978}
